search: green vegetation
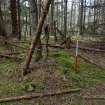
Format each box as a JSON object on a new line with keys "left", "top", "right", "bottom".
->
{"left": 0, "top": 57, "right": 45, "bottom": 97}
{"left": 0, "top": 46, "right": 105, "bottom": 105}
{"left": 51, "top": 50, "right": 105, "bottom": 88}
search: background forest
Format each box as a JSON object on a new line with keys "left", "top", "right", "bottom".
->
{"left": 0, "top": 0, "right": 105, "bottom": 105}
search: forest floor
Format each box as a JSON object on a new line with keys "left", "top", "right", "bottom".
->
{"left": 0, "top": 41, "right": 105, "bottom": 105}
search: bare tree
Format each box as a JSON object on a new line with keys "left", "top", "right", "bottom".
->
{"left": 64, "top": 0, "right": 67, "bottom": 38}
{"left": 23, "top": 0, "right": 52, "bottom": 75}
{"left": 0, "top": 3, "right": 7, "bottom": 38}
{"left": 30, "top": 0, "right": 38, "bottom": 36}
{"left": 10, "top": 0, "right": 18, "bottom": 38}
{"left": 30, "top": 0, "right": 42, "bottom": 62}
{"left": 79, "top": 0, "right": 84, "bottom": 35}
{"left": 17, "top": 0, "right": 21, "bottom": 40}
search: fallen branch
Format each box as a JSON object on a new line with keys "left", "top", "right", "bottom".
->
{"left": 4, "top": 40, "right": 28, "bottom": 50}
{"left": 0, "top": 88, "right": 81, "bottom": 103}
{"left": 65, "top": 49, "right": 105, "bottom": 70}
{"left": 79, "top": 55, "right": 104, "bottom": 69}
{"left": 42, "top": 44, "right": 105, "bottom": 69}
{"left": 71, "top": 45, "right": 105, "bottom": 53}
{"left": 0, "top": 54, "right": 22, "bottom": 61}
{"left": 43, "top": 44, "right": 105, "bottom": 53}
{"left": 42, "top": 44, "right": 64, "bottom": 49}
{"left": 3, "top": 52, "right": 21, "bottom": 55}
{"left": 83, "top": 95, "right": 105, "bottom": 100}
{"left": 11, "top": 41, "right": 31, "bottom": 44}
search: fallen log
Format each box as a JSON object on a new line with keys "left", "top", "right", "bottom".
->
{"left": 71, "top": 45, "right": 105, "bottom": 53}
{"left": 83, "top": 95, "right": 105, "bottom": 100}
{"left": 42, "top": 44, "right": 64, "bottom": 49}
{"left": 64, "top": 49, "right": 105, "bottom": 70}
{"left": 0, "top": 54, "right": 22, "bottom": 61}
{"left": 11, "top": 41, "right": 31, "bottom": 44}
{"left": 3, "top": 52, "right": 21, "bottom": 55}
{"left": 0, "top": 88, "right": 81, "bottom": 103}
{"left": 4, "top": 40, "right": 28, "bottom": 50}
{"left": 79, "top": 55, "right": 105, "bottom": 70}
{"left": 43, "top": 44, "right": 105, "bottom": 53}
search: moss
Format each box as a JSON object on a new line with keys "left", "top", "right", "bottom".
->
{"left": 0, "top": 46, "right": 105, "bottom": 101}
{"left": 51, "top": 50, "right": 105, "bottom": 88}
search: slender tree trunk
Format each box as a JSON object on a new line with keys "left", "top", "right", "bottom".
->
{"left": 17, "top": 0, "right": 21, "bottom": 40}
{"left": 29, "top": 7, "right": 32, "bottom": 38}
{"left": 23, "top": 0, "right": 52, "bottom": 75}
{"left": 64, "top": 0, "right": 67, "bottom": 38}
{"left": 0, "top": 3, "right": 7, "bottom": 38}
{"left": 79, "top": 0, "right": 84, "bottom": 35}
{"left": 30, "top": 0, "right": 42, "bottom": 62}
{"left": 51, "top": 0, "right": 54, "bottom": 35}
{"left": 37, "top": 0, "right": 43, "bottom": 62}
{"left": 30, "top": 0, "right": 38, "bottom": 36}
{"left": 38, "top": 0, "right": 42, "bottom": 20}
{"left": 10, "top": 0, "right": 18, "bottom": 38}
{"left": 25, "top": 9, "right": 28, "bottom": 40}
{"left": 70, "top": 1, "right": 73, "bottom": 32}
{"left": 61, "top": 0, "right": 64, "bottom": 31}
{"left": 51, "top": 0, "right": 57, "bottom": 41}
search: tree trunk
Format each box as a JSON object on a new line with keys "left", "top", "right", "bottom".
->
{"left": 23, "top": 0, "right": 52, "bottom": 75}
{"left": 17, "top": 0, "right": 21, "bottom": 40}
{"left": 79, "top": 0, "right": 84, "bottom": 35}
{"left": 10, "top": 0, "right": 18, "bottom": 39}
{"left": 64, "top": 0, "right": 67, "bottom": 38}
{"left": 30, "top": 0, "right": 38, "bottom": 36}
{"left": 51, "top": 0, "right": 57, "bottom": 42}
{"left": 30, "top": 0, "right": 42, "bottom": 62}
{"left": 38, "top": 0, "right": 42, "bottom": 20}
{"left": 0, "top": 3, "right": 7, "bottom": 39}
{"left": 51, "top": 0, "right": 54, "bottom": 35}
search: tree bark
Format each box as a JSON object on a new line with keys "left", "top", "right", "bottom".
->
{"left": 30, "top": 0, "right": 38, "bottom": 36}
{"left": 30, "top": 0, "right": 42, "bottom": 62}
{"left": 10, "top": 0, "right": 18, "bottom": 38}
{"left": 23, "top": 0, "right": 52, "bottom": 75}
{"left": 79, "top": 0, "right": 84, "bottom": 35}
{"left": 17, "top": 0, "right": 21, "bottom": 40}
{"left": 0, "top": 4, "right": 7, "bottom": 37}
{"left": 64, "top": 0, "right": 67, "bottom": 38}
{"left": 38, "top": 0, "right": 42, "bottom": 20}
{"left": 51, "top": 0, "right": 57, "bottom": 42}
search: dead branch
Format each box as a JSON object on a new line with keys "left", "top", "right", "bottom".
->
{"left": 0, "top": 54, "right": 22, "bottom": 61}
{"left": 43, "top": 44, "right": 105, "bottom": 53}
{"left": 64, "top": 49, "right": 105, "bottom": 70}
{"left": 71, "top": 45, "right": 105, "bottom": 53}
{"left": 79, "top": 54, "right": 105, "bottom": 70}
{"left": 42, "top": 44, "right": 64, "bottom": 49}
{"left": 0, "top": 88, "right": 81, "bottom": 103}
{"left": 83, "top": 95, "right": 105, "bottom": 100}
{"left": 4, "top": 40, "right": 28, "bottom": 50}
{"left": 3, "top": 52, "right": 21, "bottom": 55}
